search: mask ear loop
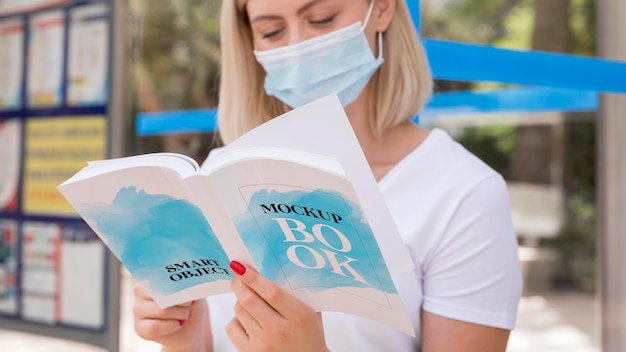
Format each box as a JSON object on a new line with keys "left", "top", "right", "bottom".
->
{"left": 362, "top": 0, "right": 376, "bottom": 30}
{"left": 362, "top": 1, "right": 383, "bottom": 60}
{"left": 363, "top": 1, "right": 383, "bottom": 60}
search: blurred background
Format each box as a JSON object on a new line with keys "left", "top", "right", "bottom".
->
{"left": 1, "top": 0, "right": 624, "bottom": 351}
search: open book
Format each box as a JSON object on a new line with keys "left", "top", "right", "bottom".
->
{"left": 58, "top": 95, "right": 416, "bottom": 336}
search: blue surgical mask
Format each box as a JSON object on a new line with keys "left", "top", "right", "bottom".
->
{"left": 253, "top": 1, "right": 383, "bottom": 108}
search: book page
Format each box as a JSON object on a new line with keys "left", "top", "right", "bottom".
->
{"left": 208, "top": 158, "right": 414, "bottom": 336}
{"left": 65, "top": 152, "right": 199, "bottom": 182}
{"left": 201, "top": 146, "right": 345, "bottom": 177}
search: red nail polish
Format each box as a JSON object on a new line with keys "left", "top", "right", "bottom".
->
{"left": 230, "top": 261, "right": 246, "bottom": 276}
{"left": 179, "top": 320, "right": 185, "bottom": 327}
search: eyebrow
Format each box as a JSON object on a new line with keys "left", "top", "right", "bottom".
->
{"left": 250, "top": 0, "right": 330, "bottom": 23}
{"left": 297, "top": 0, "right": 328, "bottom": 16}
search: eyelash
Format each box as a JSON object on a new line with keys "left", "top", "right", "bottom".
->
{"left": 260, "top": 13, "right": 337, "bottom": 40}
{"left": 309, "top": 14, "right": 336, "bottom": 26}
{"left": 262, "top": 28, "right": 284, "bottom": 39}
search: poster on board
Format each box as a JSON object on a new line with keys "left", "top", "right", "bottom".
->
{"left": 22, "top": 116, "right": 107, "bottom": 216}
{"left": 20, "top": 221, "right": 105, "bottom": 328}
{"left": 67, "top": 3, "right": 110, "bottom": 106}
{"left": 0, "top": 19, "right": 24, "bottom": 111}
{"left": 27, "top": 10, "right": 65, "bottom": 108}
{"left": 59, "top": 224, "right": 105, "bottom": 328}
{"left": 0, "top": 119, "right": 22, "bottom": 212}
{"left": 20, "top": 221, "right": 60, "bottom": 324}
{"left": 0, "top": 219, "right": 18, "bottom": 315}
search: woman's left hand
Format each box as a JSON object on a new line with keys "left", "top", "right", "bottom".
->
{"left": 226, "top": 261, "right": 329, "bottom": 352}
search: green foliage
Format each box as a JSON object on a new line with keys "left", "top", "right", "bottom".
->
{"left": 491, "top": 2, "right": 534, "bottom": 50}
{"left": 547, "top": 192, "right": 596, "bottom": 291}
{"left": 546, "top": 119, "right": 596, "bottom": 291}
{"left": 570, "top": 0, "right": 596, "bottom": 55}
{"left": 422, "top": 0, "right": 532, "bottom": 46}
{"left": 132, "top": 0, "right": 221, "bottom": 110}
{"left": 456, "top": 125, "right": 518, "bottom": 180}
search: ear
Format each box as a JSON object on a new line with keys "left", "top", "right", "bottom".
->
{"left": 374, "top": 0, "right": 396, "bottom": 32}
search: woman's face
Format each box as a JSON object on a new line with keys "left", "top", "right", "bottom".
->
{"left": 246, "top": 0, "right": 374, "bottom": 51}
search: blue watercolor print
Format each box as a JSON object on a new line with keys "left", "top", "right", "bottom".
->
{"left": 83, "top": 186, "right": 232, "bottom": 295}
{"left": 235, "top": 188, "right": 397, "bottom": 294}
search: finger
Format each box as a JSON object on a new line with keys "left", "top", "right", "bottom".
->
{"left": 232, "top": 300, "right": 262, "bottom": 334}
{"left": 133, "top": 298, "right": 191, "bottom": 322}
{"left": 133, "top": 282, "right": 154, "bottom": 300}
{"left": 226, "top": 317, "right": 250, "bottom": 340}
{"left": 230, "top": 261, "right": 308, "bottom": 320}
{"left": 231, "top": 274, "right": 281, "bottom": 331}
{"left": 134, "top": 282, "right": 193, "bottom": 309}
{"left": 134, "top": 317, "right": 184, "bottom": 340}
{"left": 226, "top": 317, "right": 250, "bottom": 351}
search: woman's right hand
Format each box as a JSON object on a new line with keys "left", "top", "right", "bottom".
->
{"left": 133, "top": 282, "right": 213, "bottom": 351}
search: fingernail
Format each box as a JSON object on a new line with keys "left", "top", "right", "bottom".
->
{"left": 179, "top": 320, "right": 185, "bottom": 327}
{"left": 230, "top": 261, "right": 246, "bottom": 276}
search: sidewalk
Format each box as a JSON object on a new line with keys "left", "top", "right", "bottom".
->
{"left": 0, "top": 271, "right": 599, "bottom": 352}
{"left": 509, "top": 290, "right": 598, "bottom": 351}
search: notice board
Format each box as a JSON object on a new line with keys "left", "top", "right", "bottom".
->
{"left": 0, "top": 0, "right": 121, "bottom": 350}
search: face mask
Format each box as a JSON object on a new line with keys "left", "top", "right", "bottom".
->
{"left": 254, "top": 1, "right": 384, "bottom": 108}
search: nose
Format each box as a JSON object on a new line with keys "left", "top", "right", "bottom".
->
{"left": 286, "top": 25, "right": 310, "bottom": 46}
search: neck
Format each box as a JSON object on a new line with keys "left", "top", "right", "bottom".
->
{"left": 344, "top": 89, "right": 428, "bottom": 182}
{"left": 344, "top": 87, "right": 377, "bottom": 146}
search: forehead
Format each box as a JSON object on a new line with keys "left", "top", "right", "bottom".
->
{"left": 244, "top": 0, "right": 351, "bottom": 15}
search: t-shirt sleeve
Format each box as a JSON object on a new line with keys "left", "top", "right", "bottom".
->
{"left": 421, "top": 175, "right": 523, "bottom": 329}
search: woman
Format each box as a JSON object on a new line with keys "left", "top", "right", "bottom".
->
{"left": 133, "top": 0, "right": 523, "bottom": 350}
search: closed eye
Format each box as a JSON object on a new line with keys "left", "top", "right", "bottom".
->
{"left": 262, "top": 27, "right": 285, "bottom": 39}
{"left": 309, "top": 14, "right": 336, "bottom": 26}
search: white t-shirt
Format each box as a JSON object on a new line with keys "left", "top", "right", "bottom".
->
{"left": 207, "top": 128, "right": 523, "bottom": 351}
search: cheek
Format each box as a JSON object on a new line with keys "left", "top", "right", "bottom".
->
{"left": 252, "top": 37, "right": 263, "bottom": 50}
{"left": 363, "top": 27, "right": 378, "bottom": 55}
{"left": 253, "top": 40, "right": 285, "bottom": 51}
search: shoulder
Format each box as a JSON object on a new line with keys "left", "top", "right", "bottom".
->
{"left": 424, "top": 128, "right": 502, "bottom": 183}
{"left": 384, "top": 128, "right": 506, "bottom": 202}
{"left": 398, "top": 131, "right": 522, "bottom": 330}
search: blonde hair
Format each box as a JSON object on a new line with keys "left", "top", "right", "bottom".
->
{"left": 217, "top": 0, "right": 433, "bottom": 144}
